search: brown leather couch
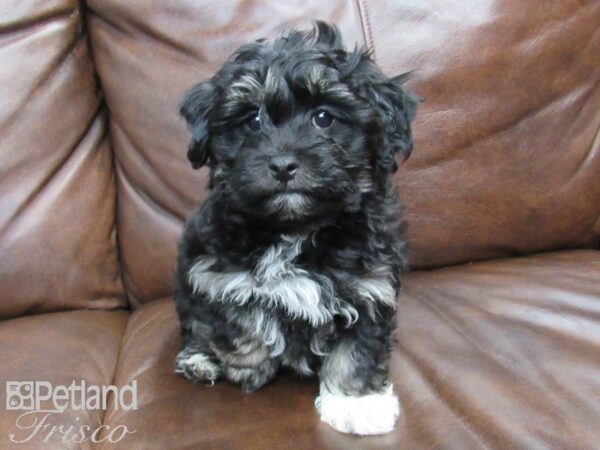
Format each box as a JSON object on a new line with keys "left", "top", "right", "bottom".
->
{"left": 1, "top": 1, "right": 599, "bottom": 449}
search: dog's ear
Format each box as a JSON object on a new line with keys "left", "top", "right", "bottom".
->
{"left": 180, "top": 81, "right": 219, "bottom": 169}
{"left": 369, "top": 73, "right": 419, "bottom": 173}
{"left": 313, "top": 21, "right": 343, "bottom": 49}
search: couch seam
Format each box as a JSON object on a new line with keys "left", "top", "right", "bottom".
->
{"left": 97, "top": 310, "right": 131, "bottom": 445}
{"left": 354, "top": 0, "right": 376, "bottom": 59}
{"left": 79, "top": 0, "right": 130, "bottom": 312}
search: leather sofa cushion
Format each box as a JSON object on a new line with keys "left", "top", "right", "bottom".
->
{"left": 0, "top": 0, "right": 125, "bottom": 319}
{"left": 100, "top": 250, "right": 600, "bottom": 449}
{"left": 86, "top": 1, "right": 600, "bottom": 305}
{"left": 364, "top": 0, "right": 600, "bottom": 268}
{"left": 86, "top": 0, "right": 365, "bottom": 306}
{"left": 0, "top": 310, "right": 128, "bottom": 450}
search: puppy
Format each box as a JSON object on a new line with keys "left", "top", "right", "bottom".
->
{"left": 174, "top": 22, "right": 417, "bottom": 436}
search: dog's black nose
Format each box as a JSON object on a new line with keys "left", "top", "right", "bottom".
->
{"left": 269, "top": 156, "right": 299, "bottom": 182}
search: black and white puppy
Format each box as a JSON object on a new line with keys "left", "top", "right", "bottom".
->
{"left": 174, "top": 22, "right": 417, "bottom": 436}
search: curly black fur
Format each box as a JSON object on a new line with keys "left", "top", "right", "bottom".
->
{"left": 174, "top": 22, "right": 417, "bottom": 399}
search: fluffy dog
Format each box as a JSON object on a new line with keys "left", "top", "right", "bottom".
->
{"left": 174, "top": 22, "right": 417, "bottom": 435}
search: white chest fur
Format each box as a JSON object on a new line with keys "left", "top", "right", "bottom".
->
{"left": 188, "top": 235, "right": 341, "bottom": 326}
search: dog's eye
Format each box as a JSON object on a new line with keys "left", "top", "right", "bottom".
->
{"left": 247, "top": 113, "right": 261, "bottom": 131}
{"left": 312, "top": 110, "right": 334, "bottom": 129}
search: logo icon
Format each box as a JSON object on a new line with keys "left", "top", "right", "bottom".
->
{"left": 6, "top": 382, "right": 35, "bottom": 411}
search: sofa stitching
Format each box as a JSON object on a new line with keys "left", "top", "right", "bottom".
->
{"left": 355, "top": 0, "right": 375, "bottom": 60}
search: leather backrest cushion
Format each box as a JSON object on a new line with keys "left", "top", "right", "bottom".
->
{"left": 0, "top": 0, "right": 125, "bottom": 318}
{"left": 86, "top": 1, "right": 599, "bottom": 304}
{"left": 86, "top": 0, "right": 365, "bottom": 305}
{"left": 362, "top": 0, "right": 600, "bottom": 268}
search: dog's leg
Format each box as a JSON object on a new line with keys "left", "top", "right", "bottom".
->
{"left": 223, "top": 358, "right": 280, "bottom": 393}
{"left": 315, "top": 315, "right": 399, "bottom": 436}
{"left": 211, "top": 336, "right": 281, "bottom": 393}
{"left": 175, "top": 293, "right": 282, "bottom": 391}
{"left": 174, "top": 334, "right": 222, "bottom": 384}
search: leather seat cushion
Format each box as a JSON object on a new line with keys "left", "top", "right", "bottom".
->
{"left": 101, "top": 250, "right": 600, "bottom": 449}
{"left": 0, "top": 310, "right": 128, "bottom": 450}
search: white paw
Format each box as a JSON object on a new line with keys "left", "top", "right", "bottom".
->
{"left": 315, "top": 384, "right": 400, "bottom": 436}
{"left": 175, "top": 352, "right": 221, "bottom": 383}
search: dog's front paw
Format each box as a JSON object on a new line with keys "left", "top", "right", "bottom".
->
{"left": 315, "top": 384, "right": 400, "bottom": 436}
{"left": 175, "top": 351, "right": 221, "bottom": 384}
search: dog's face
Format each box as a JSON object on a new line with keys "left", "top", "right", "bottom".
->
{"left": 181, "top": 22, "right": 417, "bottom": 226}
